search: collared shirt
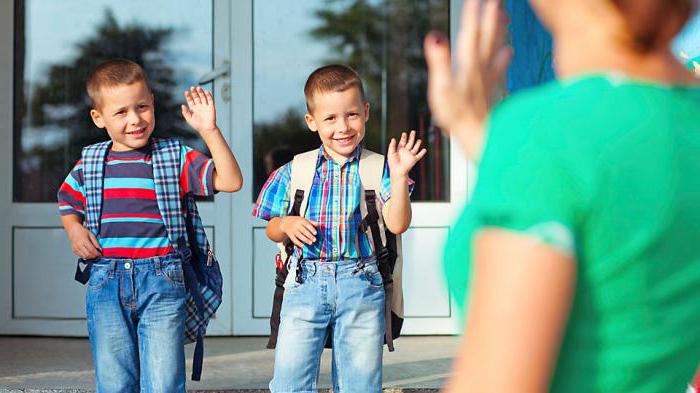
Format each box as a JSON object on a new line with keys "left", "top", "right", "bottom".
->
{"left": 253, "top": 145, "right": 413, "bottom": 261}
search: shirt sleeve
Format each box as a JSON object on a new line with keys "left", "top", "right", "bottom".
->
{"left": 468, "top": 101, "right": 587, "bottom": 256}
{"left": 57, "top": 161, "right": 86, "bottom": 218}
{"left": 379, "top": 161, "right": 415, "bottom": 205}
{"left": 253, "top": 162, "right": 292, "bottom": 221}
{"left": 180, "top": 145, "right": 215, "bottom": 196}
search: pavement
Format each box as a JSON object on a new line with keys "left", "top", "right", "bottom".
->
{"left": 0, "top": 336, "right": 459, "bottom": 392}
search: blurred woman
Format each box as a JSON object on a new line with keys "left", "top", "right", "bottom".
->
{"left": 424, "top": 0, "right": 700, "bottom": 391}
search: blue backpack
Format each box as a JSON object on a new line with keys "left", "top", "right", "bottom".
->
{"left": 75, "top": 137, "right": 223, "bottom": 381}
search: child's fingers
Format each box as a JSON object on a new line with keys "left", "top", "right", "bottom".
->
{"left": 205, "top": 90, "right": 215, "bottom": 107}
{"left": 307, "top": 220, "right": 319, "bottom": 227}
{"left": 288, "top": 234, "right": 304, "bottom": 249}
{"left": 302, "top": 221, "right": 317, "bottom": 235}
{"left": 388, "top": 138, "right": 397, "bottom": 155}
{"left": 297, "top": 228, "right": 316, "bottom": 245}
{"left": 415, "top": 148, "right": 428, "bottom": 162}
{"left": 184, "top": 91, "right": 195, "bottom": 108}
{"left": 88, "top": 232, "right": 102, "bottom": 251}
{"left": 197, "top": 86, "right": 209, "bottom": 105}
{"left": 398, "top": 132, "right": 408, "bottom": 148}
{"left": 411, "top": 139, "right": 423, "bottom": 155}
{"left": 181, "top": 105, "right": 191, "bottom": 120}
{"left": 190, "top": 86, "right": 202, "bottom": 105}
{"left": 407, "top": 130, "right": 416, "bottom": 149}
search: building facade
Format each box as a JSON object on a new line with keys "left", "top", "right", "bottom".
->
{"left": 0, "top": 0, "right": 554, "bottom": 337}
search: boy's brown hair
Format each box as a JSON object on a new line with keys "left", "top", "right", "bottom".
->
{"left": 304, "top": 64, "right": 366, "bottom": 112}
{"left": 86, "top": 59, "right": 151, "bottom": 109}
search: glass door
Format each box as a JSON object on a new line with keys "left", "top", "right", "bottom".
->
{"left": 0, "top": 0, "right": 233, "bottom": 336}
{"left": 231, "top": 0, "right": 469, "bottom": 335}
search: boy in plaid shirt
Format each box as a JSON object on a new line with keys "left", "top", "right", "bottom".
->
{"left": 254, "top": 65, "right": 426, "bottom": 393}
{"left": 58, "top": 59, "right": 242, "bottom": 392}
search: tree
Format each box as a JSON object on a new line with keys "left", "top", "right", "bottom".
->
{"left": 16, "top": 10, "right": 196, "bottom": 202}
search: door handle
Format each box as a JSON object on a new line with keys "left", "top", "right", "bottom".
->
{"left": 198, "top": 61, "right": 230, "bottom": 84}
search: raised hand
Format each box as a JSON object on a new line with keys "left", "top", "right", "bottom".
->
{"left": 387, "top": 131, "right": 428, "bottom": 177}
{"left": 423, "top": 0, "right": 512, "bottom": 160}
{"left": 182, "top": 86, "right": 218, "bottom": 134}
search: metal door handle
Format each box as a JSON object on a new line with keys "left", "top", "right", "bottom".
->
{"left": 198, "top": 61, "right": 230, "bottom": 84}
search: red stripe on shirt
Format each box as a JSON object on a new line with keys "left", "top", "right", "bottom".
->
{"left": 101, "top": 213, "right": 162, "bottom": 220}
{"left": 101, "top": 246, "right": 174, "bottom": 258}
{"left": 106, "top": 156, "right": 152, "bottom": 162}
{"left": 59, "top": 183, "right": 86, "bottom": 205}
{"left": 103, "top": 188, "right": 157, "bottom": 200}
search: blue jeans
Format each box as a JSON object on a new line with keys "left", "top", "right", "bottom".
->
{"left": 85, "top": 253, "right": 187, "bottom": 393}
{"left": 270, "top": 258, "right": 385, "bottom": 393}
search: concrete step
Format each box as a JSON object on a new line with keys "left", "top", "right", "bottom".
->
{"left": 0, "top": 336, "right": 458, "bottom": 392}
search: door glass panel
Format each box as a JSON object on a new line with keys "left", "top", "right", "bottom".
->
{"left": 252, "top": 0, "right": 450, "bottom": 202}
{"left": 13, "top": 0, "right": 213, "bottom": 202}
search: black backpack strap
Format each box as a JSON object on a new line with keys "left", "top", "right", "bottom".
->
{"left": 360, "top": 189, "right": 397, "bottom": 351}
{"left": 267, "top": 188, "right": 305, "bottom": 349}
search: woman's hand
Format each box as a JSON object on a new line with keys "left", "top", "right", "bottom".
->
{"left": 423, "top": 0, "right": 512, "bottom": 160}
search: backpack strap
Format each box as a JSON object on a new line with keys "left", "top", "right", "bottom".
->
{"left": 358, "top": 148, "right": 400, "bottom": 351}
{"left": 151, "top": 138, "right": 210, "bottom": 381}
{"left": 74, "top": 141, "right": 111, "bottom": 284}
{"left": 150, "top": 138, "right": 188, "bottom": 254}
{"left": 267, "top": 149, "right": 318, "bottom": 350}
{"left": 277, "top": 149, "right": 318, "bottom": 261}
{"left": 81, "top": 141, "right": 112, "bottom": 236}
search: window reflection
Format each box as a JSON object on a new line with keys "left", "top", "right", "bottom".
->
{"left": 13, "top": 0, "right": 213, "bottom": 202}
{"left": 253, "top": 0, "right": 450, "bottom": 202}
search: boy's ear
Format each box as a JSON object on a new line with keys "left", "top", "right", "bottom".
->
{"left": 304, "top": 113, "right": 318, "bottom": 132}
{"left": 363, "top": 101, "right": 370, "bottom": 122}
{"left": 90, "top": 109, "right": 106, "bottom": 129}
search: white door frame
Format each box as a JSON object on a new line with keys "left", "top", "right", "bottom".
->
{"left": 0, "top": 0, "right": 234, "bottom": 336}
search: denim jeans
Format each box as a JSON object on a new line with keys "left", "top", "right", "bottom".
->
{"left": 270, "top": 258, "right": 385, "bottom": 393}
{"left": 85, "top": 253, "right": 187, "bottom": 393}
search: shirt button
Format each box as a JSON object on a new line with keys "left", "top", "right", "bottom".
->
{"left": 124, "top": 262, "right": 131, "bottom": 269}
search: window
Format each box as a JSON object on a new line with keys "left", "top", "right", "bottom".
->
{"left": 13, "top": 0, "right": 214, "bottom": 202}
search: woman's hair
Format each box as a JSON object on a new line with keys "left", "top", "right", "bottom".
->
{"left": 610, "top": 0, "right": 696, "bottom": 52}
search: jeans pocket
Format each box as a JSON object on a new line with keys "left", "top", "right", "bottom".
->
{"left": 87, "top": 266, "right": 110, "bottom": 290}
{"left": 162, "top": 262, "right": 185, "bottom": 289}
{"left": 362, "top": 263, "right": 384, "bottom": 289}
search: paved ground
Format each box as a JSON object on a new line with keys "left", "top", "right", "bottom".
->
{"left": 0, "top": 336, "right": 459, "bottom": 392}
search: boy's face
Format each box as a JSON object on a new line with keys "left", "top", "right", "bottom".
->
{"left": 304, "top": 87, "right": 369, "bottom": 161}
{"left": 90, "top": 81, "right": 155, "bottom": 151}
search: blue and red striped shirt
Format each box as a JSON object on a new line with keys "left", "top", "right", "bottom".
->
{"left": 253, "top": 145, "right": 413, "bottom": 261}
{"left": 58, "top": 144, "right": 214, "bottom": 258}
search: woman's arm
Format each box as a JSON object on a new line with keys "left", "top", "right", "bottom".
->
{"left": 444, "top": 229, "right": 576, "bottom": 393}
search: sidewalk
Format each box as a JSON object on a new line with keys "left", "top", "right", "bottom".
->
{"left": 0, "top": 336, "right": 458, "bottom": 392}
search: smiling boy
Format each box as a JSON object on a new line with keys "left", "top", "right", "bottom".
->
{"left": 57, "top": 59, "right": 242, "bottom": 392}
{"left": 254, "top": 64, "right": 426, "bottom": 393}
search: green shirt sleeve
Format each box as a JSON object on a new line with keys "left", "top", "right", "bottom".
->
{"left": 469, "top": 95, "right": 589, "bottom": 256}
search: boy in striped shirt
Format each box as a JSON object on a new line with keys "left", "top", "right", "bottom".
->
{"left": 254, "top": 65, "right": 426, "bottom": 393}
{"left": 57, "top": 59, "right": 242, "bottom": 392}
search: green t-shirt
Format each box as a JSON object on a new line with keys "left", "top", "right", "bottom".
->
{"left": 444, "top": 75, "right": 700, "bottom": 392}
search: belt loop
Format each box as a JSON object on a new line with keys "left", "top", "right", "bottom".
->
{"left": 109, "top": 260, "right": 116, "bottom": 279}
{"left": 154, "top": 258, "right": 162, "bottom": 275}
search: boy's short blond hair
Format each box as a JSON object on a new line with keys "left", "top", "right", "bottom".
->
{"left": 304, "top": 64, "right": 366, "bottom": 113}
{"left": 86, "top": 59, "right": 151, "bottom": 109}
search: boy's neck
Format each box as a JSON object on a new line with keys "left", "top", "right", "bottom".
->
{"left": 322, "top": 144, "right": 360, "bottom": 164}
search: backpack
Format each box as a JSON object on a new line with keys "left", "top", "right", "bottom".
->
{"left": 266, "top": 148, "right": 404, "bottom": 351}
{"left": 74, "top": 137, "right": 223, "bottom": 381}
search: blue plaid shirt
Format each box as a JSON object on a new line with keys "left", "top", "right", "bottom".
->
{"left": 253, "top": 145, "right": 413, "bottom": 261}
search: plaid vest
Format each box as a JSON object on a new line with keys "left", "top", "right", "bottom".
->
{"left": 80, "top": 137, "right": 222, "bottom": 381}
